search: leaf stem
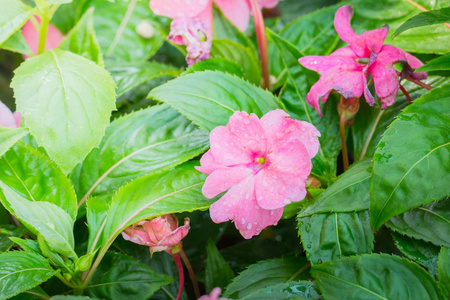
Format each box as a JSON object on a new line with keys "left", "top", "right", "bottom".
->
{"left": 249, "top": 0, "right": 270, "bottom": 89}
{"left": 180, "top": 249, "right": 200, "bottom": 299}
{"left": 339, "top": 113, "right": 349, "bottom": 172}
{"left": 106, "top": 0, "right": 137, "bottom": 57}
{"left": 399, "top": 84, "right": 413, "bottom": 104}
{"left": 37, "top": 15, "right": 50, "bottom": 55}
{"left": 54, "top": 271, "right": 77, "bottom": 289}
{"left": 405, "top": 75, "right": 433, "bottom": 90}
{"left": 171, "top": 254, "right": 185, "bottom": 300}
{"left": 359, "top": 109, "right": 384, "bottom": 161}
{"left": 286, "top": 262, "right": 311, "bottom": 282}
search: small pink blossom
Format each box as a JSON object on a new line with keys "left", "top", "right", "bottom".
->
{"left": 198, "top": 287, "right": 228, "bottom": 300}
{"left": 0, "top": 101, "right": 21, "bottom": 128}
{"left": 168, "top": 18, "right": 211, "bottom": 66}
{"left": 196, "top": 110, "right": 320, "bottom": 239}
{"left": 122, "top": 214, "right": 190, "bottom": 255}
{"left": 21, "top": 16, "right": 63, "bottom": 57}
{"left": 150, "top": 0, "right": 282, "bottom": 37}
{"left": 299, "top": 5, "right": 427, "bottom": 116}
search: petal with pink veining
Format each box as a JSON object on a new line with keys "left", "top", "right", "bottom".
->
{"left": 195, "top": 150, "right": 223, "bottom": 175}
{"left": 209, "top": 126, "right": 253, "bottom": 166}
{"left": 214, "top": 0, "right": 251, "bottom": 32}
{"left": 378, "top": 45, "right": 427, "bottom": 80}
{"left": 267, "top": 138, "right": 312, "bottom": 178}
{"left": 209, "top": 176, "right": 283, "bottom": 239}
{"left": 334, "top": 6, "right": 358, "bottom": 51}
{"left": 150, "top": 0, "right": 210, "bottom": 19}
{"left": 157, "top": 223, "right": 190, "bottom": 247}
{"left": 306, "top": 68, "right": 364, "bottom": 116}
{"left": 370, "top": 60, "right": 399, "bottom": 109}
{"left": 299, "top": 46, "right": 358, "bottom": 75}
{"left": 202, "top": 166, "right": 252, "bottom": 198}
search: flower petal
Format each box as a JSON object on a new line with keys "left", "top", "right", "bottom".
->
{"left": 299, "top": 46, "right": 358, "bottom": 75}
{"left": 209, "top": 176, "right": 283, "bottom": 239}
{"left": 196, "top": 150, "right": 223, "bottom": 175}
{"left": 210, "top": 111, "right": 266, "bottom": 166}
{"left": 378, "top": 45, "right": 427, "bottom": 80}
{"left": 202, "top": 166, "right": 252, "bottom": 198}
{"left": 22, "top": 17, "right": 63, "bottom": 56}
{"left": 255, "top": 168, "right": 307, "bottom": 210}
{"left": 0, "top": 101, "right": 17, "bottom": 128}
{"left": 150, "top": 0, "right": 210, "bottom": 19}
{"left": 258, "top": 0, "right": 281, "bottom": 9}
{"left": 370, "top": 60, "right": 399, "bottom": 109}
{"left": 214, "top": 0, "right": 250, "bottom": 32}
{"left": 194, "top": 2, "right": 214, "bottom": 38}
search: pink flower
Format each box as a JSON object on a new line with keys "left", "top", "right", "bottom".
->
{"left": 196, "top": 110, "right": 320, "bottom": 239}
{"left": 21, "top": 16, "right": 63, "bottom": 57}
{"left": 150, "top": 0, "right": 282, "bottom": 38}
{"left": 168, "top": 18, "right": 211, "bottom": 66}
{"left": 198, "top": 288, "right": 228, "bottom": 300}
{"left": 299, "top": 5, "right": 427, "bottom": 116}
{"left": 0, "top": 101, "right": 21, "bottom": 128}
{"left": 122, "top": 214, "right": 190, "bottom": 255}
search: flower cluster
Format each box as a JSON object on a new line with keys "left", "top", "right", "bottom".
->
{"left": 196, "top": 110, "right": 320, "bottom": 239}
{"left": 122, "top": 214, "right": 190, "bottom": 255}
{"left": 167, "top": 18, "right": 211, "bottom": 66}
{"left": 299, "top": 5, "right": 427, "bottom": 116}
{"left": 0, "top": 101, "right": 21, "bottom": 128}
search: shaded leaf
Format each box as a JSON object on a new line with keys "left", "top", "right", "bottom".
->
{"left": 205, "top": 240, "right": 234, "bottom": 292}
{"left": 183, "top": 58, "right": 243, "bottom": 77}
{"left": 241, "top": 281, "right": 323, "bottom": 300}
{"left": 0, "top": 127, "right": 27, "bottom": 157}
{"left": 437, "top": 247, "right": 450, "bottom": 299}
{"left": 0, "top": 0, "right": 33, "bottom": 44}
{"left": 418, "top": 53, "right": 450, "bottom": 72}
{"left": 394, "top": 7, "right": 450, "bottom": 37}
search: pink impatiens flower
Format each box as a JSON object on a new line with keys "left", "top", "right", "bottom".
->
{"left": 150, "top": 0, "right": 282, "bottom": 38}
{"left": 299, "top": 5, "right": 427, "bottom": 116}
{"left": 198, "top": 288, "right": 228, "bottom": 300}
{"left": 196, "top": 109, "right": 320, "bottom": 239}
{"left": 167, "top": 18, "right": 211, "bottom": 66}
{"left": 21, "top": 16, "right": 63, "bottom": 57}
{"left": 122, "top": 214, "right": 190, "bottom": 255}
{"left": 0, "top": 101, "right": 21, "bottom": 128}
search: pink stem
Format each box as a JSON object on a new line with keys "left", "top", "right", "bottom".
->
{"left": 171, "top": 254, "right": 184, "bottom": 300}
{"left": 249, "top": 0, "right": 270, "bottom": 89}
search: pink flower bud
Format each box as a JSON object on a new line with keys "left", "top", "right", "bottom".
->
{"left": 0, "top": 100, "right": 21, "bottom": 128}
{"left": 167, "top": 18, "right": 211, "bottom": 66}
{"left": 122, "top": 214, "right": 190, "bottom": 255}
{"left": 198, "top": 287, "right": 228, "bottom": 300}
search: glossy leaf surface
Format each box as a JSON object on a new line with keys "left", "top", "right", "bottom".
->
{"left": 0, "top": 127, "right": 27, "bottom": 157}
{"left": 0, "top": 0, "right": 33, "bottom": 44}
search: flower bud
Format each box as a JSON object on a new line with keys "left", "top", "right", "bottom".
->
{"left": 75, "top": 252, "right": 96, "bottom": 273}
{"left": 337, "top": 97, "right": 360, "bottom": 124}
{"left": 136, "top": 20, "right": 155, "bottom": 39}
{"left": 122, "top": 214, "right": 190, "bottom": 255}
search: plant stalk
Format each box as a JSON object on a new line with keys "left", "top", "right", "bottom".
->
{"left": 249, "top": 0, "right": 270, "bottom": 89}
{"left": 339, "top": 113, "right": 349, "bottom": 172}
{"left": 180, "top": 249, "right": 200, "bottom": 299}
{"left": 405, "top": 75, "right": 433, "bottom": 90}
{"left": 359, "top": 109, "right": 384, "bottom": 161}
{"left": 399, "top": 84, "right": 413, "bottom": 104}
{"left": 106, "top": 0, "right": 137, "bottom": 57}
{"left": 37, "top": 15, "right": 50, "bottom": 55}
{"left": 171, "top": 254, "right": 185, "bottom": 300}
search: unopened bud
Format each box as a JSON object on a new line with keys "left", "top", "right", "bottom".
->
{"left": 337, "top": 97, "right": 360, "bottom": 124}
{"left": 136, "top": 20, "right": 154, "bottom": 39}
{"left": 306, "top": 176, "right": 321, "bottom": 188}
{"left": 75, "top": 252, "right": 96, "bottom": 273}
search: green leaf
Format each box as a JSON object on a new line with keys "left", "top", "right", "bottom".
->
{"left": 0, "top": 225, "right": 25, "bottom": 252}
{"left": 267, "top": 28, "right": 341, "bottom": 178}
{"left": 418, "top": 53, "right": 450, "bottom": 72}
{"left": 0, "top": 252, "right": 55, "bottom": 300}
{"left": 212, "top": 5, "right": 254, "bottom": 50}
{"left": 86, "top": 195, "right": 109, "bottom": 252}
{"left": 370, "top": 82, "right": 450, "bottom": 230}
{"left": 11, "top": 287, "right": 49, "bottom": 300}
{"left": 0, "top": 0, "right": 33, "bottom": 44}
{"left": 0, "top": 142, "right": 77, "bottom": 220}
{"left": 312, "top": 254, "right": 443, "bottom": 300}
{"left": 437, "top": 247, "right": 450, "bottom": 299}
{"left": 298, "top": 211, "right": 374, "bottom": 265}
{"left": 210, "top": 39, "right": 261, "bottom": 85}
{"left": 182, "top": 58, "right": 243, "bottom": 77}
{"left": 205, "top": 240, "right": 234, "bottom": 292}
{"left": 86, "top": 252, "right": 172, "bottom": 300}
{"left": 298, "top": 159, "right": 371, "bottom": 218}
{"left": 0, "top": 127, "right": 27, "bottom": 157}
{"left": 392, "top": 232, "right": 440, "bottom": 278}
{"left": 394, "top": 7, "right": 450, "bottom": 37}
{"left": 351, "top": 0, "right": 450, "bottom": 54}
{"left": 11, "top": 49, "right": 116, "bottom": 174}
{"left": 224, "top": 257, "right": 310, "bottom": 299}
{"left": 269, "top": 5, "right": 340, "bottom": 80}
{"left": 386, "top": 197, "right": 450, "bottom": 248}
{"left": 0, "top": 183, "right": 76, "bottom": 259}
{"left": 352, "top": 76, "right": 449, "bottom": 160}
{"left": 0, "top": 30, "right": 32, "bottom": 56}
{"left": 107, "top": 61, "right": 180, "bottom": 97}
{"left": 241, "top": 281, "right": 323, "bottom": 300}
{"left": 148, "top": 71, "right": 283, "bottom": 132}
{"left": 59, "top": 7, "right": 104, "bottom": 66}
{"left": 9, "top": 237, "right": 41, "bottom": 254}
{"left": 89, "top": 0, "right": 165, "bottom": 61}
{"left": 91, "top": 162, "right": 214, "bottom": 252}
{"left": 51, "top": 297, "right": 98, "bottom": 300}
{"left": 70, "top": 105, "right": 209, "bottom": 202}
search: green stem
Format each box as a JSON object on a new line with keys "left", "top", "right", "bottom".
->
{"left": 37, "top": 15, "right": 50, "bottom": 55}
{"left": 359, "top": 109, "right": 384, "bottom": 161}
{"left": 339, "top": 113, "right": 349, "bottom": 172}
{"left": 55, "top": 271, "right": 77, "bottom": 289}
